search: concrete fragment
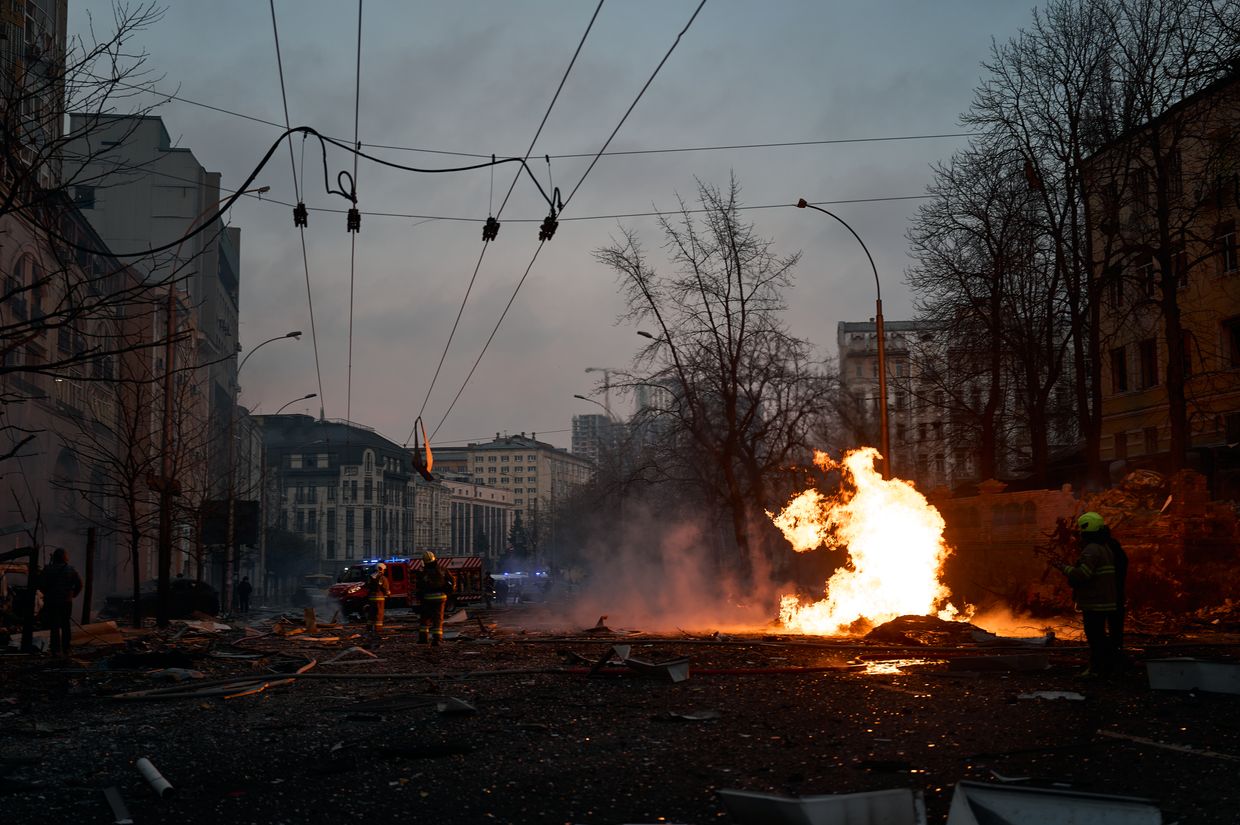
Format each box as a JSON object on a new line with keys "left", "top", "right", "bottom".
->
{"left": 719, "top": 787, "right": 927, "bottom": 825}
{"left": 623, "top": 655, "right": 690, "bottom": 683}
{"left": 946, "top": 780, "right": 1161, "bottom": 824}
{"left": 1017, "top": 691, "right": 1084, "bottom": 701}
{"left": 1146, "top": 658, "right": 1240, "bottom": 694}
{"left": 103, "top": 786, "right": 133, "bottom": 824}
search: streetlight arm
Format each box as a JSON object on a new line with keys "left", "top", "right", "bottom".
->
{"left": 238, "top": 330, "right": 302, "bottom": 373}
{"left": 796, "top": 198, "right": 889, "bottom": 477}
{"left": 796, "top": 200, "right": 881, "bottom": 302}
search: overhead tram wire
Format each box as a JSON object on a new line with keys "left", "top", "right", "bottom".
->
{"left": 346, "top": 0, "right": 363, "bottom": 430}
{"left": 90, "top": 71, "right": 972, "bottom": 161}
{"left": 407, "top": 0, "right": 605, "bottom": 447}
{"left": 429, "top": 0, "right": 707, "bottom": 441}
{"left": 270, "top": 0, "right": 326, "bottom": 418}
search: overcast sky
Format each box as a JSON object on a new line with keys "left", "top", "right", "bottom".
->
{"left": 68, "top": 1, "right": 1035, "bottom": 450}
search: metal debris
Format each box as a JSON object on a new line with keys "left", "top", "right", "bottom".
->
{"left": 945, "top": 780, "right": 1161, "bottom": 824}
{"left": 1146, "top": 658, "right": 1240, "bottom": 694}
{"left": 135, "top": 757, "right": 174, "bottom": 798}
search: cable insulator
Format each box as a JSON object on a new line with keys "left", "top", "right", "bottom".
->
{"left": 482, "top": 216, "right": 500, "bottom": 242}
{"left": 538, "top": 213, "right": 559, "bottom": 242}
{"left": 293, "top": 202, "right": 308, "bottom": 228}
{"left": 347, "top": 207, "right": 361, "bottom": 234}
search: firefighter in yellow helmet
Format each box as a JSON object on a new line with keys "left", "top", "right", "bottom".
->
{"left": 416, "top": 551, "right": 455, "bottom": 647}
{"left": 365, "top": 562, "right": 390, "bottom": 632}
{"left": 1054, "top": 512, "right": 1118, "bottom": 677}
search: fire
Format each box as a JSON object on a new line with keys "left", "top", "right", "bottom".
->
{"left": 769, "top": 447, "right": 966, "bottom": 635}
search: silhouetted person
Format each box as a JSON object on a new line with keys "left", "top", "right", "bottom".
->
{"left": 237, "top": 576, "right": 253, "bottom": 615}
{"left": 1055, "top": 512, "right": 1119, "bottom": 677}
{"left": 39, "top": 548, "right": 82, "bottom": 657}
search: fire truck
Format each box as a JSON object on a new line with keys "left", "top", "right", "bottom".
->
{"left": 328, "top": 556, "right": 486, "bottom": 619}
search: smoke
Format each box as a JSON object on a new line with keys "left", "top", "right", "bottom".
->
{"left": 534, "top": 499, "right": 783, "bottom": 634}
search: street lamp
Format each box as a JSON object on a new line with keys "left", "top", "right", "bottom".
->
{"left": 156, "top": 185, "right": 271, "bottom": 626}
{"left": 796, "top": 198, "right": 890, "bottom": 477}
{"left": 274, "top": 392, "right": 317, "bottom": 415}
{"left": 584, "top": 366, "right": 617, "bottom": 420}
{"left": 225, "top": 328, "right": 302, "bottom": 614}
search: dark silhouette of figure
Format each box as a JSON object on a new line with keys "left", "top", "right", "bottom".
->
{"left": 39, "top": 548, "right": 83, "bottom": 657}
{"left": 238, "top": 576, "right": 253, "bottom": 614}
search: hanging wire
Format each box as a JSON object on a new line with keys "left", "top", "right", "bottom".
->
{"left": 407, "top": 0, "right": 604, "bottom": 447}
{"left": 345, "top": 0, "right": 363, "bottom": 428}
{"left": 429, "top": 0, "right": 706, "bottom": 440}
{"left": 270, "top": 0, "right": 325, "bottom": 416}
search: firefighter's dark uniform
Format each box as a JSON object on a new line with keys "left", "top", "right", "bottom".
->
{"left": 417, "top": 561, "right": 456, "bottom": 646}
{"left": 365, "top": 568, "right": 390, "bottom": 630}
{"left": 1060, "top": 534, "right": 1118, "bottom": 676}
{"left": 39, "top": 551, "right": 83, "bottom": 656}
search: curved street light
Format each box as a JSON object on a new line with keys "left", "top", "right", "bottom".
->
{"left": 239, "top": 330, "right": 302, "bottom": 373}
{"left": 156, "top": 185, "right": 271, "bottom": 626}
{"left": 796, "top": 198, "right": 890, "bottom": 477}
{"left": 573, "top": 393, "right": 618, "bottom": 422}
{"left": 274, "top": 392, "right": 317, "bottom": 415}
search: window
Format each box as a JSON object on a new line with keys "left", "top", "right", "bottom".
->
{"left": 1173, "top": 243, "right": 1188, "bottom": 290}
{"left": 1167, "top": 149, "right": 1183, "bottom": 198}
{"left": 1135, "top": 256, "right": 1155, "bottom": 299}
{"left": 514, "top": 456, "right": 523, "bottom": 462}
{"left": 855, "top": 365, "right": 862, "bottom": 377}
{"left": 501, "top": 456, "right": 509, "bottom": 462}
{"left": 1132, "top": 167, "right": 1148, "bottom": 210}
{"left": 896, "top": 422, "right": 907, "bottom": 444}
{"left": 1110, "top": 346, "right": 1129, "bottom": 393}
{"left": 1114, "top": 432, "right": 1128, "bottom": 460}
{"left": 932, "top": 421, "right": 943, "bottom": 441}
{"left": 934, "top": 454, "right": 945, "bottom": 476}
{"left": 871, "top": 363, "right": 878, "bottom": 378}
{"left": 488, "top": 456, "right": 497, "bottom": 463}
{"left": 1217, "top": 221, "right": 1237, "bottom": 275}
{"left": 363, "top": 450, "right": 374, "bottom": 473}
{"left": 894, "top": 392, "right": 906, "bottom": 412}
{"left": 1143, "top": 427, "right": 1159, "bottom": 455}
{"left": 1138, "top": 338, "right": 1159, "bottom": 388}
{"left": 1224, "top": 318, "right": 1240, "bottom": 368}
{"left": 1182, "top": 331, "right": 1194, "bottom": 377}
{"left": 1109, "top": 272, "right": 1125, "bottom": 308}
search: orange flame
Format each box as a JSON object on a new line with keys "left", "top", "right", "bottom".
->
{"left": 769, "top": 447, "right": 966, "bottom": 635}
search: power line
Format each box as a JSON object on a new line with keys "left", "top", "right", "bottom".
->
{"left": 430, "top": 0, "right": 707, "bottom": 441}
{"left": 409, "top": 0, "right": 604, "bottom": 446}
{"left": 87, "top": 71, "right": 974, "bottom": 163}
{"left": 270, "top": 0, "right": 325, "bottom": 419}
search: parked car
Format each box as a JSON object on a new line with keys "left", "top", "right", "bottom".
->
{"left": 99, "top": 578, "right": 220, "bottom": 620}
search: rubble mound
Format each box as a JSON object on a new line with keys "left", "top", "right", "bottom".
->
{"left": 864, "top": 614, "right": 982, "bottom": 646}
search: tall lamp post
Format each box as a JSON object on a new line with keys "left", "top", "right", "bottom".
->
{"left": 224, "top": 330, "right": 301, "bottom": 614}
{"left": 796, "top": 198, "right": 890, "bottom": 477}
{"left": 574, "top": 393, "right": 625, "bottom": 531}
{"left": 156, "top": 185, "right": 269, "bottom": 626}
{"left": 274, "top": 392, "right": 317, "bottom": 415}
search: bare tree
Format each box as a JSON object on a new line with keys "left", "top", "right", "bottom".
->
{"left": 595, "top": 177, "right": 830, "bottom": 578}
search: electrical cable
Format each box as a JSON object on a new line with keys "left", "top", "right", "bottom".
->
{"left": 92, "top": 70, "right": 971, "bottom": 162}
{"left": 406, "top": 0, "right": 603, "bottom": 446}
{"left": 429, "top": 0, "right": 705, "bottom": 440}
{"left": 346, "top": 0, "right": 363, "bottom": 430}
{"left": 563, "top": 0, "right": 706, "bottom": 210}
{"left": 270, "top": 0, "right": 325, "bottom": 417}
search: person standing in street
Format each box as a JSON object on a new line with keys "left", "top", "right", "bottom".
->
{"left": 1054, "top": 512, "right": 1119, "bottom": 677}
{"left": 38, "top": 548, "right": 83, "bottom": 657}
{"left": 237, "top": 576, "right": 253, "bottom": 615}
{"left": 416, "top": 551, "right": 455, "bottom": 647}
{"left": 365, "top": 562, "right": 390, "bottom": 632}
{"left": 483, "top": 573, "right": 495, "bottom": 609}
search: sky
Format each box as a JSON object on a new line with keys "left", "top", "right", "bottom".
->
{"left": 67, "top": 0, "right": 1037, "bottom": 451}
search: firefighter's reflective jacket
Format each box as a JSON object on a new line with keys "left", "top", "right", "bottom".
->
{"left": 417, "top": 564, "right": 456, "bottom": 603}
{"left": 1061, "top": 539, "right": 1117, "bottom": 612}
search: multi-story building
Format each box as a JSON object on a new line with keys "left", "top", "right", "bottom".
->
{"left": 442, "top": 476, "right": 517, "bottom": 564}
{"left": 64, "top": 114, "right": 241, "bottom": 495}
{"left": 259, "top": 415, "right": 451, "bottom": 576}
{"left": 435, "top": 432, "right": 593, "bottom": 556}
{"left": 571, "top": 413, "right": 612, "bottom": 464}
{"left": 1085, "top": 70, "right": 1240, "bottom": 490}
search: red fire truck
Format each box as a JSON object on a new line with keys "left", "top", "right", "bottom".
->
{"left": 328, "top": 556, "right": 486, "bottom": 619}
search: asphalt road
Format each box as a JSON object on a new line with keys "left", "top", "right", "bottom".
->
{"left": 2, "top": 605, "right": 1238, "bottom": 824}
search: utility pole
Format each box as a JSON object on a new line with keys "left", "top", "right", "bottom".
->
{"left": 156, "top": 284, "right": 177, "bottom": 627}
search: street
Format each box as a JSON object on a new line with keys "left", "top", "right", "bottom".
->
{"left": 2, "top": 601, "right": 1239, "bottom": 824}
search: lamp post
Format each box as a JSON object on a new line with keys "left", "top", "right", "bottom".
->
{"left": 224, "top": 330, "right": 301, "bottom": 614}
{"left": 274, "top": 392, "right": 317, "bottom": 415}
{"left": 796, "top": 198, "right": 890, "bottom": 477}
{"left": 156, "top": 185, "right": 270, "bottom": 626}
{"left": 574, "top": 393, "right": 625, "bottom": 531}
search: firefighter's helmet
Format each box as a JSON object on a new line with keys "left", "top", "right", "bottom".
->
{"left": 422, "top": 550, "right": 436, "bottom": 563}
{"left": 375, "top": 562, "right": 387, "bottom": 572}
{"left": 1076, "top": 512, "right": 1105, "bottom": 533}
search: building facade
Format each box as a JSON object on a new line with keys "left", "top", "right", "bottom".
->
{"left": 260, "top": 415, "right": 452, "bottom": 577}
{"left": 1085, "top": 71, "right": 1240, "bottom": 491}
{"left": 442, "top": 477, "right": 516, "bottom": 564}
{"left": 435, "top": 432, "right": 593, "bottom": 557}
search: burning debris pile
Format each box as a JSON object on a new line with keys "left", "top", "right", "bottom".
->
{"left": 770, "top": 448, "right": 969, "bottom": 636}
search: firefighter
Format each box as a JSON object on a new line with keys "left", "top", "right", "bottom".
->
{"left": 365, "top": 562, "right": 390, "bottom": 631}
{"left": 1054, "top": 512, "right": 1118, "bottom": 677}
{"left": 39, "top": 548, "right": 83, "bottom": 657}
{"left": 416, "top": 551, "right": 455, "bottom": 647}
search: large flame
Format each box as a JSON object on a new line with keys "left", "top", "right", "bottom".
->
{"left": 770, "top": 447, "right": 965, "bottom": 635}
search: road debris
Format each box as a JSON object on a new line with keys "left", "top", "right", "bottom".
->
{"left": 135, "top": 756, "right": 174, "bottom": 798}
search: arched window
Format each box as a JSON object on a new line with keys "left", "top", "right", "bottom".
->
{"left": 363, "top": 449, "right": 375, "bottom": 473}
